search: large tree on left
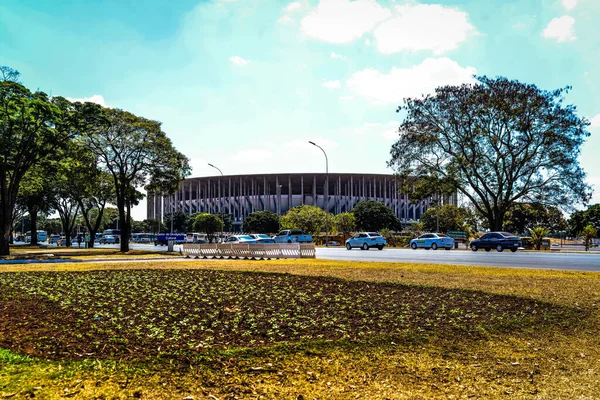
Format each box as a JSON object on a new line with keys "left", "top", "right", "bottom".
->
{"left": 0, "top": 72, "right": 66, "bottom": 255}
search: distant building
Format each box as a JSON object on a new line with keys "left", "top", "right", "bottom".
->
{"left": 146, "top": 173, "right": 456, "bottom": 230}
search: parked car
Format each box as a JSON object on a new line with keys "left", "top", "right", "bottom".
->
{"left": 49, "top": 234, "right": 61, "bottom": 244}
{"left": 469, "top": 232, "right": 521, "bottom": 252}
{"left": 326, "top": 241, "right": 341, "bottom": 246}
{"left": 56, "top": 236, "right": 67, "bottom": 246}
{"left": 99, "top": 235, "right": 117, "bottom": 244}
{"left": 249, "top": 234, "right": 276, "bottom": 244}
{"left": 273, "top": 230, "right": 313, "bottom": 243}
{"left": 14, "top": 235, "right": 25, "bottom": 242}
{"left": 410, "top": 233, "right": 454, "bottom": 250}
{"left": 345, "top": 232, "right": 387, "bottom": 250}
{"left": 193, "top": 239, "right": 207, "bottom": 244}
{"left": 225, "top": 235, "right": 258, "bottom": 244}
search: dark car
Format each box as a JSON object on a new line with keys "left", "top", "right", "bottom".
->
{"left": 469, "top": 232, "right": 521, "bottom": 252}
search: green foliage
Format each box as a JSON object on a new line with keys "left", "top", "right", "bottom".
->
{"left": 242, "top": 211, "right": 280, "bottom": 234}
{"left": 352, "top": 200, "right": 400, "bottom": 232}
{"left": 569, "top": 204, "right": 600, "bottom": 237}
{"left": 529, "top": 226, "right": 550, "bottom": 250}
{"left": 580, "top": 225, "right": 598, "bottom": 251}
{"left": 405, "top": 222, "right": 424, "bottom": 239}
{"left": 192, "top": 213, "right": 224, "bottom": 243}
{"left": 333, "top": 212, "right": 356, "bottom": 240}
{"left": 504, "top": 203, "right": 567, "bottom": 235}
{"left": 280, "top": 205, "right": 327, "bottom": 236}
{"left": 389, "top": 76, "right": 592, "bottom": 231}
{"left": 164, "top": 211, "right": 188, "bottom": 233}
{"left": 84, "top": 107, "right": 190, "bottom": 251}
{"left": 420, "top": 204, "right": 474, "bottom": 233}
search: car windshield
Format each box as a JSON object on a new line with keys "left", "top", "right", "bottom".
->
{"left": 500, "top": 232, "right": 515, "bottom": 237}
{"left": 367, "top": 232, "right": 381, "bottom": 237}
{"left": 437, "top": 234, "right": 449, "bottom": 237}
{"left": 238, "top": 235, "right": 254, "bottom": 240}
{"left": 257, "top": 234, "right": 270, "bottom": 238}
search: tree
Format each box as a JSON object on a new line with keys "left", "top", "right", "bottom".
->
{"left": 568, "top": 204, "right": 600, "bottom": 237}
{"left": 420, "top": 204, "right": 473, "bottom": 233}
{"left": 192, "top": 213, "right": 224, "bottom": 243}
{"left": 0, "top": 79, "right": 66, "bottom": 255}
{"left": 504, "top": 203, "right": 567, "bottom": 235}
{"left": 529, "top": 226, "right": 549, "bottom": 250}
{"left": 0, "top": 66, "right": 20, "bottom": 83}
{"left": 16, "top": 165, "right": 54, "bottom": 245}
{"left": 280, "top": 205, "right": 327, "bottom": 236}
{"left": 352, "top": 200, "right": 400, "bottom": 232}
{"left": 242, "top": 211, "right": 279, "bottom": 234}
{"left": 580, "top": 225, "right": 597, "bottom": 252}
{"left": 389, "top": 76, "right": 592, "bottom": 232}
{"left": 164, "top": 211, "right": 189, "bottom": 233}
{"left": 333, "top": 212, "right": 356, "bottom": 240}
{"left": 84, "top": 107, "right": 190, "bottom": 251}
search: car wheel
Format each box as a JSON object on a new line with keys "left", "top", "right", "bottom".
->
{"left": 471, "top": 245, "right": 478, "bottom": 252}
{"left": 445, "top": 247, "right": 451, "bottom": 250}
{"left": 346, "top": 243, "right": 352, "bottom": 250}
{"left": 496, "top": 245, "right": 503, "bottom": 252}
{"left": 377, "top": 245, "right": 383, "bottom": 250}
{"left": 431, "top": 243, "right": 438, "bottom": 250}
{"left": 510, "top": 248, "right": 517, "bottom": 253}
{"left": 362, "top": 243, "right": 369, "bottom": 251}
{"left": 485, "top": 248, "right": 491, "bottom": 252}
{"left": 411, "top": 243, "right": 417, "bottom": 250}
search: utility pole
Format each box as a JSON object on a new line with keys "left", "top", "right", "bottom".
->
{"left": 309, "top": 141, "right": 329, "bottom": 247}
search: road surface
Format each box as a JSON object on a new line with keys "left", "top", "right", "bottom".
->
{"left": 317, "top": 247, "right": 600, "bottom": 271}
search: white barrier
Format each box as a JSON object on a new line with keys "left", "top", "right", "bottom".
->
{"left": 182, "top": 243, "right": 316, "bottom": 259}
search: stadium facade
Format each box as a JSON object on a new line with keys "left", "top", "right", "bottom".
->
{"left": 146, "top": 173, "right": 456, "bottom": 230}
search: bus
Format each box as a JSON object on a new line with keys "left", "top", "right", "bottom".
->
{"left": 131, "top": 233, "right": 157, "bottom": 243}
{"left": 25, "top": 230, "right": 48, "bottom": 243}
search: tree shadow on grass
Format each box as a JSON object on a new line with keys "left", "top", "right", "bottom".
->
{"left": 0, "top": 269, "right": 587, "bottom": 362}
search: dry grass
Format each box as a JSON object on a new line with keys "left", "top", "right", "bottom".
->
{"left": 1, "top": 258, "right": 600, "bottom": 399}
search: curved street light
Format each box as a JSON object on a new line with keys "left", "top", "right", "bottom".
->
{"left": 309, "top": 141, "right": 329, "bottom": 247}
{"left": 208, "top": 163, "right": 224, "bottom": 176}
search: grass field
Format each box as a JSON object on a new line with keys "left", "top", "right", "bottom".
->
{"left": 1, "top": 258, "right": 599, "bottom": 399}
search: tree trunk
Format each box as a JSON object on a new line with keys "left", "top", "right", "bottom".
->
{"left": 87, "top": 230, "right": 96, "bottom": 249}
{"left": 0, "top": 220, "right": 10, "bottom": 256}
{"left": 29, "top": 207, "right": 38, "bottom": 245}
{"left": 118, "top": 204, "right": 130, "bottom": 252}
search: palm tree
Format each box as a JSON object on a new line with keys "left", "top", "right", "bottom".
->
{"left": 529, "top": 226, "right": 549, "bottom": 250}
{"left": 580, "top": 225, "right": 598, "bottom": 251}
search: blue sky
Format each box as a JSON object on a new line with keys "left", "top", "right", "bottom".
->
{"left": 1, "top": 0, "right": 599, "bottom": 220}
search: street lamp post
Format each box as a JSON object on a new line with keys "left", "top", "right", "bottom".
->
{"left": 309, "top": 141, "right": 329, "bottom": 247}
{"left": 208, "top": 163, "right": 224, "bottom": 216}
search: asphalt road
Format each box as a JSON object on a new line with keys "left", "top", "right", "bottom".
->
{"left": 17, "top": 242, "right": 600, "bottom": 272}
{"left": 317, "top": 247, "right": 600, "bottom": 271}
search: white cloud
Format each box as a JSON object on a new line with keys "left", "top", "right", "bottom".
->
{"left": 229, "top": 55, "right": 249, "bottom": 65}
{"left": 330, "top": 52, "right": 345, "bottom": 60}
{"left": 373, "top": 4, "right": 476, "bottom": 54}
{"left": 277, "top": 15, "right": 294, "bottom": 24}
{"left": 347, "top": 57, "right": 477, "bottom": 105}
{"left": 66, "top": 94, "right": 106, "bottom": 107}
{"left": 542, "top": 15, "right": 576, "bottom": 42}
{"left": 590, "top": 114, "right": 600, "bottom": 127}
{"left": 301, "top": 0, "right": 391, "bottom": 43}
{"left": 285, "top": 2, "right": 303, "bottom": 13}
{"left": 322, "top": 80, "right": 341, "bottom": 89}
{"left": 561, "top": 0, "right": 577, "bottom": 11}
{"left": 339, "top": 95, "right": 354, "bottom": 101}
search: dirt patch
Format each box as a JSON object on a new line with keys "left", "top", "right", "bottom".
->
{"left": 0, "top": 269, "right": 581, "bottom": 361}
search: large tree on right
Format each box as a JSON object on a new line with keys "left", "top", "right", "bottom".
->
{"left": 389, "top": 76, "right": 592, "bottom": 231}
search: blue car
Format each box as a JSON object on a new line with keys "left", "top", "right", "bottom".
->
{"left": 345, "top": 232, "right": 387, "bottom": 250}
{"left": 410, "top": 233, "right": 454, "bottom": 250}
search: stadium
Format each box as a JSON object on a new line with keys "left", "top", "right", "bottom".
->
{"left": 146, "top": 173, "right": 456, "bottom": 230}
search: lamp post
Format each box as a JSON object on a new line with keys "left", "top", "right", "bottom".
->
{"left": 208, "top": 163, "right": 223, "bottom": 177}
{"left": 309, "top": 141, "right": 329, "bottom": 247}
